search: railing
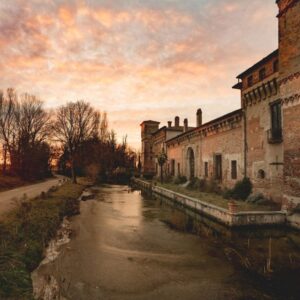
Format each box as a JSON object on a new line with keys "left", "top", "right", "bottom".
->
{"left": 267, "top": 128, "right": 283, "bottom": 144}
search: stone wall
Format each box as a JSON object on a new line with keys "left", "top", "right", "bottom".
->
{"left": 278, "top": 0, "right": 300, "bottom": 205}
{"left": 132, "top": 178, "right": 286, "bottom": 228}
{"left": 243, "top": 83, "right": 284, "bottom": 202}
{"left": 167, "top": 110, "right": 243, "bottom": 188}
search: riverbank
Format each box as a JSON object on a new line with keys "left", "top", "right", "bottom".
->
{"left": 132, "top": 178, "right": 287, "bottom": 228}
{"left": 0, "top": 180, "right": 87, "bottom": 299}
{"left": 30, "top": 184, "right": 300, "bottom": 300}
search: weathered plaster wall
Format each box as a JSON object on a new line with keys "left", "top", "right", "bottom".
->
{"left": 278, "top": 0, "right": 300, "bottom": 205}
{"left": 244, "top": 83, "right": 284, "bottom": 202}
{"left": 167, "top": 118, "right": 243, "bottom": 188}
{"left": 201, "top": 125, "right": 243, "bottom": 188}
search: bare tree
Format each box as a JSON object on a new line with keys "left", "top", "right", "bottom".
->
{"left": 100, "top": 111, "right": 109, "bottom": 142}
{"left": 0, "top": 89, "right": 51, "bottom": 177}
{"left": 53, "top": 100, "right": 100, "bottom": 183}
{"left": 0, "top": 88, "right": 17, "bottom": 174}
{"left": 16, "top": 94, "right": 51, "bottom": 176}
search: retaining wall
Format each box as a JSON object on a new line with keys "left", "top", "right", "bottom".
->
{"left": 132, "top": 178, "right": 287, "bottom": 228}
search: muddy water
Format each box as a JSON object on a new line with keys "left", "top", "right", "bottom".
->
{"left": 33, "top": 185, "right": 300, "bottom": 300}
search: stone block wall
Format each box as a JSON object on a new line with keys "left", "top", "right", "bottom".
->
{"left": 278, "top": 0, "right": 300, "bottom": 205}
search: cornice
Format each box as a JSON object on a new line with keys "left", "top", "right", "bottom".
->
{"left": 281, "top": 93, "right": 300, "bottom": 105}
{"left": 278, "top": 71, "right": 300, "bottom": 86}
{"left": 277, "top": 0, "right": 300, "bottom": 17}
{"left": 166, "top": 113, "right": 242, "bottom": 147}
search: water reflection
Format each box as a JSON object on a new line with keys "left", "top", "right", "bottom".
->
{"left": 34, "top": 185, "right": 300, "bottom": 300}
{"left": 145, "top": 191, "right": 300, "bottom": 300}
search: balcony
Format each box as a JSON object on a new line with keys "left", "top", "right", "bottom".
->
{"left": 267, "top": 128, "right": 283, "bottom": 144}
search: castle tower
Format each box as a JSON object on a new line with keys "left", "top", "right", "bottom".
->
{"left": 140, "top": 120, "right": 160, "bottom": 178}
{"left": 277, "top": 0, "right": 300, "bottom": 205}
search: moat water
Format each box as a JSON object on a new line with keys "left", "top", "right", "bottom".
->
{"left": 33, "top": 185, "right": 300, "bottom": 300}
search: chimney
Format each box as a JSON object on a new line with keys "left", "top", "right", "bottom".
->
{"left": 168, "top": 121, "right": 172, "bottom": 128}
{"left": 184, "top": 118, "right": 188, "bottom": 132}
{"left": 197, "top": 108, "right": 202, "bottom": 127}
{"left": 175, "top": 116, "right": 180, "bottom": 127}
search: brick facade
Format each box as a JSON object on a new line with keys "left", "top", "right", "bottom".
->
{"left": 140, "top": 0, "right": 300, "bottom": 205}
{"left": 278, "top": 0, "right": 300, "bottom": 205}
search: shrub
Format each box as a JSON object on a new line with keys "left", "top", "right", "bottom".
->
{"left": 223, "top": 188, "right": 232, "bottom": 199}
{"left": 230, "top": 177, "right": 253, "bottom": 201}
{"left": 173, "top": 175, "right": 187, "bottom": 185}
{"left": 206, "top": 179, "right": 221, "bottom": 194}
{"left": 246, "top": 192, "right": 265, "bottom": 203}
{"left": 187, "top": 177, "right": 198, "bottom": 189}
{"left": 164, "top": 175, "right": 173, "bottom": 184}
{"left": 198, "top": 178, "right": 207, "bottom": 192}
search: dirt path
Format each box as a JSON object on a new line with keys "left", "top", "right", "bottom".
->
{"left": 0, "top": 176, "right": 64, "bottom": 218}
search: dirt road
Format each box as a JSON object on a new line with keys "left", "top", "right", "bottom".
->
{"left": 0, "top": 177, "right": 63, "bottom": 217}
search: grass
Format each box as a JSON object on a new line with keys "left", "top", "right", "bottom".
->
{"left": 0, "top": 180, "right": 86, "bottom": 299}
{"left": 0, "top": 174, "right": 28, "bottom": 192}
{"left": 156, "top": 182, "right": 280, "bottom": 212}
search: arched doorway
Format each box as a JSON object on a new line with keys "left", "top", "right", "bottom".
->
{"left": 187, "top": 147, "right": 195, "bottom": 180}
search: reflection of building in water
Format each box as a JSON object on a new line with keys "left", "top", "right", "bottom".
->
{"left": 140, "top": 0, "right": 300, "bottom": 206}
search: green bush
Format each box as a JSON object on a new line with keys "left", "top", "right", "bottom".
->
{"left": 173, "top": 175, "right": 187, "bottom": 185}
{"left": 206, "top": 179, "right": 221, "bottom": 194}
{"left": 164, "top": 175, "right": 173, "bottom": 184}
{"left": 229, "top": 177, "right": 253, "bottom": 201}
{"left": 187, "top": 177, "right": 198, "bottom": 189}
{"left": 197, "top": 178, "right": 207, "bottom": 192}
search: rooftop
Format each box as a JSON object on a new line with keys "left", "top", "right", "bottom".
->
{"left": 236, "top": 49, "right": 278, "bottom": 79}
{"left": 166, "top": 109, "right": 243, "bottom": 143}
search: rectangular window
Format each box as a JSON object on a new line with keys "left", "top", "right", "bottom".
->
{"left": 269, "top": 101, "right": 282, "bottom": 142}
{"left": 214, "top": 155, "right": 222, "bottom": 181}
{"left": 273, "top": 60, "right": 279, "bottom": 72}
{"left": 247, "top": 75, "right": 253, "bottom": 87}
{"left": 171, "top": 159, "right": 175, "bottom": 176}
{"left": 259, "top": 68, "right": 266, "bottom": 80}
{"left": 231, "top": 160, "right": 237, "bottom": 180}
{"left": 204, "top": 162, "right": 208, "bottom": 177}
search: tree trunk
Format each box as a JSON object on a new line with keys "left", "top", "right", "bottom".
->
{"left": 160, "top": 165, "right": 163, "bottom": 183}
{"left": 71, "top": 156, "right": 77, "bottom": 184}
{"left": 2, "top": 145, "right": 7, "bottom": 175}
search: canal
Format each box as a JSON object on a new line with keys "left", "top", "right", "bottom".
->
{"left": 33, "top": 185, "right": 300, "bottom": 300}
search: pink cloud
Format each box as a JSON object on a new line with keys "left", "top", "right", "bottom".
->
{"left": 0, "top": 0, "right": 278, "bottom": 149}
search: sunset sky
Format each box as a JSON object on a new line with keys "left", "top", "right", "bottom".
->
{"left": 0, "top": 0, "right": 278, "bottom": 150}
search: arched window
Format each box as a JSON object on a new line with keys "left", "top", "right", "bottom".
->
{"left": 258, "top": 169, "right": 265, "bottom": 179}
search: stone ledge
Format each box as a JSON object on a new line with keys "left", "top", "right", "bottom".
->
{"left": 132, "top": 178, "right": 287, "bottom": 228}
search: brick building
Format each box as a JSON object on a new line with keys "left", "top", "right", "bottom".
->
{"left": 140, "top": 0, "right": 300, "bottom": 205}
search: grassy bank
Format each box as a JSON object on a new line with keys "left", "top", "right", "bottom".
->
{"left": 157, "top": 182, "right": 279, "bottom": 212}
{"left": 0, "top": 175, "right": 29, "bottom": 192}
{"left": 0, "top": 181, "right": 86, "bottom": 299}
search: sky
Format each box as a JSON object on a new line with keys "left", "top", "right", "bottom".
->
{"left": 0, "top": 0, "right": 278, "bottom": 150}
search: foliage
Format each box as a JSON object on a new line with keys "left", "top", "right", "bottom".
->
{"left": 186, "top": 177, "right": 221, "bottom": 194}
{"left": 53, "top": 101, "right": 100, "bottom": 183}
{"left": 246, "top": 192, "right": 266, "bottom": 204}
{"left": 157, "top": 151, "right": 168, "bottom": 167}
{"left": 173, "top": 175, "right": 187, "bottom": 185}
{"left": 0, "top": 182, "right": 86, "bottom": 299}
{"left": 0, "top": 88, "right": 51, "bottom": 180}
{"left": 227, "top": 177, "right": 253, "bottom": 201}
{"left": 58, "top": 133, "right": 135, "bottom": 184}
{"left": 187, "top": 177, "right": 199, "bottom": 189}
{"left": 157, "top": 150, "right": 168, "bottom": 183}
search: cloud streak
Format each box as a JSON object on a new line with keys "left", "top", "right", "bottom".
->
{"left": 0, "top": 0, "right": 278, "bottom": 149}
